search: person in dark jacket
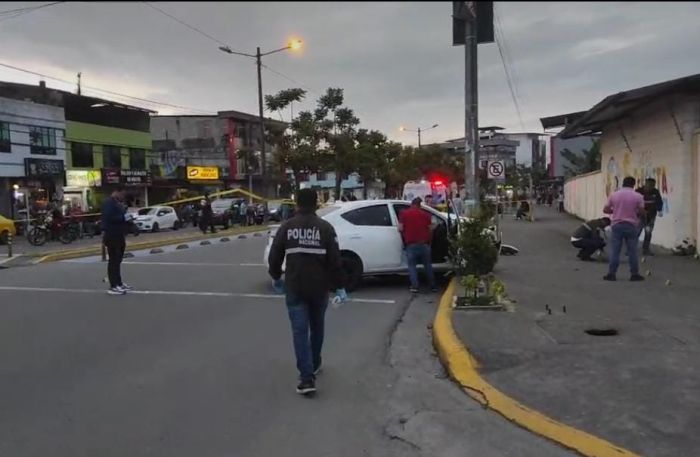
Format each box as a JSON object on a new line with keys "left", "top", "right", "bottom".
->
{"left": 571, "top": 217, "right": 611, "bottom": 261}
{"left": 101, "top": 186, "right": 133, "bottom": 295}
{"left": 636, "top": 178, "right": 663, "bottom": 256}
{"left": 268, "top": 189, "right": 347, "bottom": 396}
{"left": 199, "top": 193, "right": 216, "bottom": 234}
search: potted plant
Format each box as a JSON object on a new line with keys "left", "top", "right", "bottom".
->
{"left": 449, "top": 210, "right": 501, "bottom": 308}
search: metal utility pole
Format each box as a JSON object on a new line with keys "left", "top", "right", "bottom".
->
{"left": 464, "top": 17, "right": 478, "bottom": 208}
{"left": 219, "top": 39, "right": 303, "bottom": 199}
{"left": 255, "top": 47, "right": 266, "bottom": 199}
{"left": 400, "top": 124, "right": 438, "bottom": 152}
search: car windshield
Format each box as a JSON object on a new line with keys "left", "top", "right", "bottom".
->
{"left": 317, "top": 205, "right": 341, "bottom": 217}
{"left": 138, "top": 208, "right": 158, "bottom": 216}
{"left": 212, "top": 200, "right": 232, "bottom": 210}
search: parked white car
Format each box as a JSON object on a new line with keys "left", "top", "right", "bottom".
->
{"left": 135, "top": 206, "right": 180, "bottom": 232}
{"left": 263, "top": 200, "right": 470, "bottom": 291}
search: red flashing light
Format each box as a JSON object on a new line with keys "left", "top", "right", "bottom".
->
{"left": 433, "top": 180, "right": 444, "bottom": 186}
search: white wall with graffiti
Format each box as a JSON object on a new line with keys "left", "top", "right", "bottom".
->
{"left": 564, "top": 171, "right": 606, "bottom": 222}
{"left": 597, "top": 95, "right": 700, "bottom": 249}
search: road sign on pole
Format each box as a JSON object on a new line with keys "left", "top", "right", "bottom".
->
{"left": 488, "top": 160, "right": 505, "bottom": 181}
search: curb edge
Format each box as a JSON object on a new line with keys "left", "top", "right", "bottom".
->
{"left": 432, "top": 278, "right": 640, "bottom": 457}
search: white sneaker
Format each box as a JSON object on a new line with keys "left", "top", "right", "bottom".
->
{"left": 107, "top": 287, "right": 126, "bottom": 295}
{"left": 120, "top": 283, "right": 134, "bottom": 291}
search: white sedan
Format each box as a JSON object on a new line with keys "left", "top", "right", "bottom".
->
{"left": 134, "top": 206, "right": 180, "bottom": 232}
{"left": 264, "top": 200, "right": 464, "bottom": 291}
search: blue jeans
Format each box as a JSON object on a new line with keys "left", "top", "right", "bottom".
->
{"left": 406, "top": 243, "right": 435, "bottom": 289}
{"left": 286, "top": 292, "right": 327, "bottom": 382}
{"left": 608, "top": 222, "right": 640, "bottom": 276}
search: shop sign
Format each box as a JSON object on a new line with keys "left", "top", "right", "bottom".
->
{"left": 102, "top": 168, "right": 121, "bottom": 185}
{"left": 121, "top": 169, "right": 152, "bottom": 186}
{"left": 100, "top": 168, "right": 152, "bottom": 186}
{"left": 187, "top": 166, "right": 219, "bottom": 180}
{"left": 24, "top": 158, "right": 64, "bottom": 177}
{"left": 66, "top": 169, "right": 102, "bottom": 187}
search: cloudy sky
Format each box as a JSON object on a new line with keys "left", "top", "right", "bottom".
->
{"left": 1, "top": 2, "right": 699, "bottom": 145}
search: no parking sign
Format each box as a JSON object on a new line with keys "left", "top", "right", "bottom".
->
{"left": 487, "top": 161, "right": 505, "bottom": 181}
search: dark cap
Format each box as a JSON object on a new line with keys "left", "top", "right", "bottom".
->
{"left": 411, "top": 197, "right": 422, "bottom": 206}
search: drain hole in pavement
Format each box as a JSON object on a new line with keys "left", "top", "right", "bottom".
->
{"left": 585, "top": 328, "right": 619, "bottom": 336}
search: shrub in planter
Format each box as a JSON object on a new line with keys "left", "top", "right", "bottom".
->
{"left": 449, "top": 212, "right": 499, "bottom": 278}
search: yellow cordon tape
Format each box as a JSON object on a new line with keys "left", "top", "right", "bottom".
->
{"left": 432, "top": 278, "right": 640, "bottom": 457}
{"left": 6, "top": 188, "right": 281, "bottom": 224}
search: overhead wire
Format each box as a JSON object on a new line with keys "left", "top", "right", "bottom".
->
{"left": 493, "top": 4, "right": 525, "bottom": 131}
{"left": 0, "top": 1, "right": 64, "bottom": 23}
{"left": 0, "top": 61, "right": 214, "bottom": 114}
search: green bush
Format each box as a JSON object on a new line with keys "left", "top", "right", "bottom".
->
{"left": 449, "top": 213, "right": 498, "bottom": 277}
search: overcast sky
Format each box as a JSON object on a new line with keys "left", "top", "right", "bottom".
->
{"left": 1, "top": 1, "right": 699, "bottom": 145}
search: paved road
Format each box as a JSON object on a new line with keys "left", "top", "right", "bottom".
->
{"left": 454, "top": 207, "right": 700, "bottom": 457}
{"left": 0, "top": 234, "right": 573, "bottom": 456}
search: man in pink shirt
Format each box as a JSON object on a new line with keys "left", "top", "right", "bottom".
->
{"left": 603, "top": 176, "right": 646, "bottom": 281}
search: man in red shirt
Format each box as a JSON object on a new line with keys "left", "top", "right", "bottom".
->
{"left": 399, "top": 197, "right": 437, "bottom": 293}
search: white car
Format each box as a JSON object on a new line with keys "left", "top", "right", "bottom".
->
{"left": 135, "top": 206, "right": 180, "bottom": 232}
{"left": 264, "top": 200, "right": 465, "bottom": 291}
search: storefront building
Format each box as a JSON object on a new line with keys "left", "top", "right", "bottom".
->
{"left": 0, "top": 81, "right": 154, "bottom": 212}
{"left": 0, "top": 95, "right": 66, "bottom": 219}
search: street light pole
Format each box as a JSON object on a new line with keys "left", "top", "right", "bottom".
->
{"left": 464, "top": 15, "right": 479, "bottom": 209}
{"left": 255, "top": 46, "right": 266, "bottom": 199}
{"left": 400, "top": 124, "right": 438, "bottom": 152}
{"left": 219, "top": 39, "right": 303, "bottom": 199}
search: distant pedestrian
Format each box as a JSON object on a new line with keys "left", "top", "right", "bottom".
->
{"left": 399, "top": 197, "right": 437, "bottom": 294}
{"left": 200, "top": 193, "right": 216, "bottom": 234}
{"left": 603, "top": 176, "right": 645, "bottom": 281}
{"left": 636, "top": 178, "right": 663, "bottom": 256}
{"left": 239, "top": 200, "right": 248, "bottom": 226}
{"left": 515, "top": 200, "right": 530, "bottom": 220}
{"left": 546, "top": 192, "right": 554, "bottom": 207}
{"left": 557, "top": 192, "right": 565, "bottom": 213}
{"left": 268, "top": 189, "right": 347, "bottom": 396}
{"left": 571, "top": 217, "right": 610, "bottom": 261}
{"left": 101, "top": 186, "right": 133, "bottom": 295}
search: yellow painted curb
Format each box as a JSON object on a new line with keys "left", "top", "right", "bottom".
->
{"left": 432, "top": 278, "right": 640, "bottom": 457}
{"left": 36, "top": 226, "right": 269, "bottom": 264}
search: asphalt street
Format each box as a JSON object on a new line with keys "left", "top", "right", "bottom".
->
{"left": 0, "top": 233, "right": 573, "bottom": 457}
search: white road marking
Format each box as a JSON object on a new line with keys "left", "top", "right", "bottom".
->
{"left": 122, "top": 261, "right": 265, "bottom": 267}
{"left": 0, "top": 286, "right": 396, "bottom": 304}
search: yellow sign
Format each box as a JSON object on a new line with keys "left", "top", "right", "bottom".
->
{"left": 187, "top": 166, "right": 219, "bottom": 180}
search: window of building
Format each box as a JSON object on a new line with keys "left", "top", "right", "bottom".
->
{"left": 341, "top": 204, "right": 392, "bottom": 227}
{"left": 316, "top": 172, "right": 327, "bottom": 181}
{"left": 129, "top": 148, "right": 146, "bottom": 169}
{"left": 0, "top": 122, "right": 9, "bottom": 153}
{"left": 72, "top": 142, "right": 94, "bottom": 168}
{"left": 29, "top": 126, "right": 57, "bottom": 155}
{"left": 103, "top": 145, "right": 122, "bottom": 168}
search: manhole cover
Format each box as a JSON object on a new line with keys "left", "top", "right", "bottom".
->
{"left": 585, "top": 328, "right": 619, "bottom": 337}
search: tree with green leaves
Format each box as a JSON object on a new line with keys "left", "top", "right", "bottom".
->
{"left": 314, "top": 88, "right": 360, "bottom": 198}
{"left": 561, "top": 141, "right": 601, "bottom": 176}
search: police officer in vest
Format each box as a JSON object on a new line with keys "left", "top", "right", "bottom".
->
{"left": 268, "top": 189, "right": 347, "bottom": 396}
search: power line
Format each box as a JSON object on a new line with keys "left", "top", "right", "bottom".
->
{"left": 0, "top": 1, "right": 63, "bottom": 22}
{"left": 493, "top": 6, "right": 525, "bottom": 131}
{"left": 142, "top": 2, "right": 317, "bottom": 97}
{"left": 0, "top": 61, "right": 214, "bottom": 114}
{"left": 142, "top": 1, "right": 246, "bottom": 54}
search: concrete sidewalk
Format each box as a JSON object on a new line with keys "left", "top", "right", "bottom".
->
{"left": 452, "top": 206, "right": 700, "bottom": 457}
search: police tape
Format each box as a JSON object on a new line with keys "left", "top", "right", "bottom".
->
{"left": 3, "top": 187, "right": 291, "bottom": 224}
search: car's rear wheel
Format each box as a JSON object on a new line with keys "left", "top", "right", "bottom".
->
{"left": 341, "top": 253, "right": 363, "bottom": 292}
{"left": 173, "top": 220, "right": 180, "bottom": 230}
{"left": 151, "top": 223, "right": 159, "bottom": 233}
{"left": 0, "top": 230, "right": 8, "bottom": 245}
{"left": 223, "top": 219, "right": 230, "bottom": 230}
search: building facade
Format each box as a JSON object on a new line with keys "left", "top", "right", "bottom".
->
{"left": 150, "top": 111, "right": 285, "bottom": 202}
{"left": 0, "top": 81, "right": 153, "bottom": 212}
{"left": 540, "top": 111, "right": 599, "bottom": 179}
{"left": 561, "top": 74, "right": 700, "bottom": 250}
{"left": 0, "top": 95, "right": 66, "bottom": 219}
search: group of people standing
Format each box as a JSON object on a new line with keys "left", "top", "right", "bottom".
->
{"left": 570, "top": 177, "right": 663, "bottom": 281}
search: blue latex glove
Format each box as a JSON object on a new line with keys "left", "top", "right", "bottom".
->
{"left": 272, "top": 279, "right": 285, "bottom": 294}
{"left": 331, "top": 288, "right": 348, "bottom": 307}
